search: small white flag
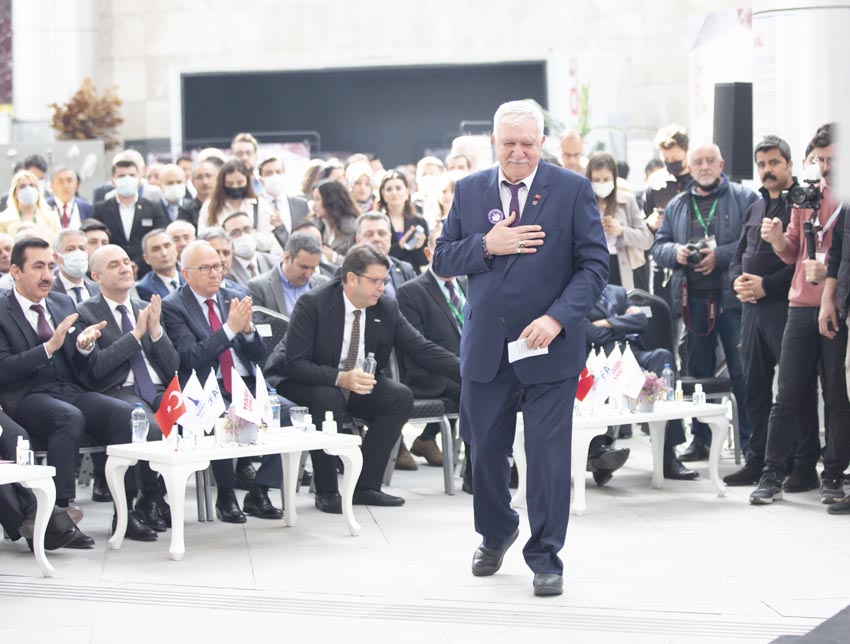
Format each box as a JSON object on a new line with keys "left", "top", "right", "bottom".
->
{"left": 178, "top": 370, "right": 204, "bottom": 430}
{"left": 231, "top": 368, "right": 261, "bottom": 425}
{"left": 621, "top": 343, "right": 648, "bottom": 399}
{"left": 196, "top": 372, "right": 226, "bottom": 434}
{"left": 607, "top": 343, "right": 624, "bottom": 396}
{"left": 254, "top": 364, "right": 273, "bottom": 426}
{"left": 591, "top": 347, "right": 614, "bottom": 405}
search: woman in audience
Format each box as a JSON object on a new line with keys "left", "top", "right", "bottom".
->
{"left": 437, "top": 171, "right": 464, "bottom": 220}
{"left": 299, "top": 159, "right": 325, "bottom": 197}
{"left": 0, "top": 170, "right": 61, "bottom": 239}
{"left": 586, "top": 152, "right": 653, "bottom": 290}
{"left": 198, "top": 160, "right": 259, "bottom": 232}
{"left": 312, "top": 178, "right": 360, "bottom": 264}
{"left": 346, "top": 161, "right": 375, "bottom": 213}
{"left": 377, "top": 169, "right": 429, "bottom": 272}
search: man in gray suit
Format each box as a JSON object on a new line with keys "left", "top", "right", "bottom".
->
{"left": 222, "top": 212, "right": 278, "bottom": 287}
{"left": 76, "top": 244, "right": 181, "bottom": 538}
{"left": 248, "top": 233, "right": 329, "bottom": 319}
{"left": 52, "top": 229, "right": 99, "bottom": 305}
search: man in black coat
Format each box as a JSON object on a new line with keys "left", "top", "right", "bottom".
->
{"left": 0, "top": 238, "right": 155, "bottom": 546}
{"left": 268, "top": 245, "right": 460, "bottom": 513}
{"left": 77, "top": 244, "right": 182, "bottom": 533}
{"left": 162, "top": 240, "right": 282, "bottom": 524}
{"left": 92, "top": 158, "right": 169, "bottom": 278}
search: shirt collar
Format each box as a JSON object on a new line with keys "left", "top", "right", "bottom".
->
{"left": 53, "top": 196, "right": 73, "bottom": 209}
{"left": 278, "top": 265, "right": 303, "bottom": 290}
{"left": 341, "top": 289, "right": 364, "bottom": 318}
{"left": 498, "top": 164, "right": 538, "bottom": 189}
{"left": 58, "top": 271, "right": 83, "bottom": 290}
{"left": 190, "top": 287, "right": 217, "bottom": 308}
{"left": 103, "top": 294, "right": 132, "bottom": 312}
{"left": 13, "top": 286, "right": 44, "bottom": 311}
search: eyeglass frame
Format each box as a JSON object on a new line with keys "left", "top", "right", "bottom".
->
{"left": 355, "top": 273, "right": 390, "bottom": 287}
{"left": 185, "top": 262, "right": 226, "bottom": 275}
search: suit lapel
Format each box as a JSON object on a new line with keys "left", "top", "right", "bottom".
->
{"left": 6, "top": 294, "right": 40, "bottom": 346}
{"left": 270, "top": 272, "right": 288, "bottom": 315}
{"left": 424, "top": 273, "right": 461, "bottom": 336}
{"left": 364, "top": 303, "right": 381, "bottom": 357}
{"left": 108, "top": 200, "right": 129, "bottom": 245}
{"left": 329, "top": 287, "right": 345, "bottom": 367}
{"left": 482, "top": 169, "right": 503, "bottom": 226}
{"left": 95, "top": 295, "right": 122, "bottom": 343}
{"left": 229, "top": 261, "right": 248, "bottom": 285}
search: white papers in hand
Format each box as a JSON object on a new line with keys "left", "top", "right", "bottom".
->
{"left": 507, "top": 338, "right": 549, "bottom": 363}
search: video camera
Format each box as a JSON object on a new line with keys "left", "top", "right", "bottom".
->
{"left": 784, "top": 179, "right": 823, "bottom": 211}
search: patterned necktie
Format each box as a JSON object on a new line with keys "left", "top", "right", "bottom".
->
{"left": 61, "top": 204, "right": 69, "bottom": 228}
{"left": 445, "top": 280, "right": 463, "bottom": 328}
{"left": 342, "top": 310, "right": 361, "bottom": 400}
{"left": 71, "top": 286, "right": 83, "bottom": 304}
{"left": 116, "top": 304, "right": 157, "bottom": 404}
{"left": 502, "top": 180, "right": 525, "bottom": 224}
{"left": 205, "top": 298, "right": 235, "bottom": 393}
{"left": 29, "top": 304, "right": 53, "bottom": 342}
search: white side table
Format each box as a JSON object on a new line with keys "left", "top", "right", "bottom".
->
{"left": 0, "top": 464, "right": 57, "bottom": 577}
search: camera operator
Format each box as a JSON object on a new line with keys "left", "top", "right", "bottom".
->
{"left": 725, "top": 136, "right": 820, "bottom": 487}
{"left": 651, "top": 143, "right": 757, "bottom": 461}
{"left": 754, "top": 122, "right": 850, "bottom": 507}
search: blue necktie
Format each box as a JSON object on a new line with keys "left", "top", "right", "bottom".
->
{"left": 502, "top": 180, "right": 525, "bottom": 224}
{"left": 116, "top": 304, "right": 157, "bottom": 404}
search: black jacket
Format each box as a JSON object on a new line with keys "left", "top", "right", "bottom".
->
{"left": 92, "top": 197, "right": 170, "bottom": 277}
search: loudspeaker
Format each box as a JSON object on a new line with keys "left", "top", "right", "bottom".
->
{"left": 713, "top": 82, "right": 753, "bottom": 182}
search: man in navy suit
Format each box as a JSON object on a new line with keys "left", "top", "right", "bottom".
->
{"left": 48, "top": 166, "right": 93, "bottom": 229}
{"left": 433, "top": 101, "right": 609, "bottom": 597}
{"left": 162, "top": 240, "right": 282, "bottom": 523}
{"left": 135, "top": 229, "right": 185, "bottom": 301}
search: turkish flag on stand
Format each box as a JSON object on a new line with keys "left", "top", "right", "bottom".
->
{"left": 154, "top": 375, "right": 186, "bottom": 438}
{"left": 576, "top": 367, "right": 594, "bottom": 401}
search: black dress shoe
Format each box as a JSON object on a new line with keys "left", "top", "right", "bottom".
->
{"left": 63, "top": 527, "right": 96, "bottom": 549}
{"left": 156, "top": 497, "right": 172, "bottom": 529}
{"left": 588, "top": 446, "right": 630, "bottom": 475}
{"left": 215, "top": 489, "right": 247, "bottom": 524}
{"left": 679, "top": 439, "right": 710, "bottom": 462}
{"left": 315, "top": 491, "right": 342, "bottom": 514}
{"left": 723, "top": 462, "right": 763, "bottom": 486}
{"left": 617, "top": 424, "right": 633, "bottom": 439}
{"left": 352, "top": 488, "right": 405, "bottom": 506}
{"left": 243, "top": 486, "right": 283, "bottom": 519}
{"left": 112, "top": 511, "right": 158, "bottom": 542}
{"left": 663, "top": 456, "right": 699, "bottom": 480}
{"left": 234, "top": 461, "right": 257, "bottom": 491}
{"left": 533, "top": 573, "right": 563, "bottom": 596}
{"left": 135, "top": 496, "right": 168, "bottom": 532}
{"left": 21, "top": 508, "right": 79, "bottom": 551}
{"left": 592, "top": 469, "right": 614, "bottom": 486}
{"left": 471, "top": 528, "right": 519, "bottom": 577}
{"left": 92, "top": 474, "right": 113, "bottom": 503}
{"left": 462, "top": 478, "right": 473, "bottom": 495}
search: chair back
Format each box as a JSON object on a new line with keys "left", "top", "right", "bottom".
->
{"left": 251, "top": 305, "right": 289, "bottom": 359}
{"left": 627, "top": 288, "right": 675, "bottom": 355}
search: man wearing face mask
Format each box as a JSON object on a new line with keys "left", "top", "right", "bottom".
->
{"left": 258, "top": 157, "right": 310, "bottom": 249}
{"left": 651, "top": 143, "right": 757, "bottom": 462}
{"left": 158, "top": 164, "right": 189, "bottom": 222}
{"left": 222, "top": 212, "right": 276, "bottom": 287}
{"left": 51, "top": 229, "right": 98, "bottom": 304}
{"left": 92, "top": 159, "right": 170, "bottom": 278}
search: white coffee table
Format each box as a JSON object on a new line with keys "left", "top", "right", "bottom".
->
{"left": 106, "top": 430, "right": 363, "bottom": 560}
{"left": 0, "top": 464, "right": 57, "bottom": 576}
{"left": 512, "top": 401, "right": 729, "bottom": 515}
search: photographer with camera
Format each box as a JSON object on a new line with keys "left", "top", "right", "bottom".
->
{"left": 725, "top": 136, "right": 821, "bottom": 487}
{"left": 652, "top": 143, "right": 757, "bottom": 461}
{"left": 753, "top": 123, "right": 850, "bottom": 506}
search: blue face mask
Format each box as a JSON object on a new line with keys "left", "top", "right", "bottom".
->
{"left": 115, "top": 175, "right": 139, "bottom": 198}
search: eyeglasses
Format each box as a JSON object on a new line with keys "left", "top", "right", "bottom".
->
{"left": 228, "top": 225, "right": 255, "bottom": 238}
{"left": 187, "top": 262, "right": 225, "bottom": 275}
{"left": 356, "top": 274, "right": 390, "bottom": 287}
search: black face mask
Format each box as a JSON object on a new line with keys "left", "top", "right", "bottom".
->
{"left": 223, "top": 186, "right": 247, "bottom": 200}
{"left": 697, "top": 177, "right": 722, "bottom": 192}
{"left": 665, "top": 159, "right": 685, "bottom": 176}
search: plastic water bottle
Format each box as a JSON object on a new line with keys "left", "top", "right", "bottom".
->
{"left": 16, "top": 436, "right": 34, "bottom": 466}
{"left": 322, "top": 411, "right": 338, "bottom": 435}
{"left": 662, "top": 363, "right": 675, "bottom": 401}
{"left": 268, "top": 389, "right": 281, "bottom": 429}
{"left": 363, "top": 352, "right": 377, "bottom": 376}
{"left": 131, "top": 403, "right": 149, "bottom": 443}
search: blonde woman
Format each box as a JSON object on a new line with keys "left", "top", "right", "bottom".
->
{"left": 0, "top": 170, "right": 61, "bottom": 239}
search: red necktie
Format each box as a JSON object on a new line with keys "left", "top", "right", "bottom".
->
{"left": 61, "top": 204, "right": 69, "bottom": 228}
{"left": 205, "top": 298, "right": 235, "bottom": 393}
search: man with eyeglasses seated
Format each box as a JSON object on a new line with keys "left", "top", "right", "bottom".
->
{"left": 161, "top": 240, "right": 282, "bottom": 523}
{"left": 266, "top": 244, "right": 460, "bottom": 513}
{"left": 221, "top": 212, "right": 277, "bottom": 287}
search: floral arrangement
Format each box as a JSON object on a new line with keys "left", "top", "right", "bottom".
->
{"left": 638, "top": 370, "right": 668, "bottom": 403}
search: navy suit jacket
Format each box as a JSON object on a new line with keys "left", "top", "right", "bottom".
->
{"left": 135, "top": 271, "right": 186, "bottom": 302}
{"left": 433, "top": 161, "right": 609, "bottom": 384}
{"left": 583, "top": 285, "right": 648, "bottom": 350}
{"left": 161, "top": 284, "right": 267, "bottom": 386}
{"left": 47, "top": 196, "right": 93, "bottom": 222}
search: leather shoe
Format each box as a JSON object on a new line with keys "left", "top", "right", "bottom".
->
{"left": 315, "top": 491, "right": 342, "bottom": 514}
{"left": 235, "top": 460, "right": 257, "bottom": 491}
{"left": 471, "top": 528, "right": 518, "bottom": 576}
{"left": 112, "top": 511, "right": 158, "bottom": 542}
{"left": 411, "top": 437, "right": 443, "bottom": 467}
{"left": 587, "top": 446, "right": 630, "bottom": 474}
{"left": 723, "top": 462, "right": 763, "bottom": 486}
{"left": 679, "top": 440, "right": 710, "bottom": 462}
{"left": 352, "top": 488, "right": 405, "bottom": 506}
{"left": 215, "top": 489, "right": 247, "bottom": 524}
{"left": 664, "top": 455, "right": 699, "bottom": 480}
{"left": 92, "top": 474, "right": 113, "bottom": 503}
{"left": 533, "top": 573, "right": 563, "bottom": 597}
{"left": 61, "top": 527, "right": 96, "bottom": 549}
{"left": 394, "top": 441, "right": 419, "bottom": 471}
{"left": 156, "top": 497, "right": 172, "bottom": 529}
{"left": 135, "top": 496, "right": 168, "bottom": 532}
{"left": 462, "top": 478, "right": 473, "bottom": 495}
{"left": 243, "top": 486, "right": 283, "bottom": 519}
{"left": 20, "top": 508, "right": 79, "bottom": 551}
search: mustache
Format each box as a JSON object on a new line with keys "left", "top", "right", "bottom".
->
{"left": 38, "top": 280, "right": 51, "bottom": 288}
{"left": 762, "top": 173, "right": 777, "bottom": 182}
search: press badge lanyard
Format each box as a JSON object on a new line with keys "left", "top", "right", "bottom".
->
{"left": 816, "top": 202, "right": 844, "bottom": 248}
{"left": 691, "top": 197, "right": 719, "bottom": 238}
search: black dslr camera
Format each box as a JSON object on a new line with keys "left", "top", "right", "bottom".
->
{"left": 686, "top": 240, "right": 708, "bottom": 265}
{"left": 784, "top": 179, "right": 823, "bottom": 211}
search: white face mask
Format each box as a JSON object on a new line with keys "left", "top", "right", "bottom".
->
{"left": 263, "top": 174, "right": 286, "bottom": 197}
{"left": 115, "top": 175, "right": 139, "bottom": 198}
{"left": 592, "top": 180, "right": 615, "bottom": 199}
{"left": 60, "top": 249, "right": 89, "bottom": 279}
{"left": 17, "top": 185, "right": 38, "bottom": 207}
{"left": 232, "top": 234, "right": 257, "bottom": 259}
{"left": 162, "top": 183, "right": 186, "bottom": 203}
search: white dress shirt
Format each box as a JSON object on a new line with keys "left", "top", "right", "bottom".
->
{"left": 337, "top": 291, "right": 365, "bottom": 372}
{"left": 190, "top": 288, "right": 251, "bottom": 377}
{"left": 103, "top": 295, "right": 164, "bottom": 387}
{"left": 497, "top": 165, "right": 539, "bottom": 220}
{"left": 260, "top": 193, "right": 292, "bottom": 233}
{"left": 154, "top": 272, "right": 181, "bottom": 293}
{"left": 58, "top": 273, "right": 91, "bottom": 303}
{"left": 14, "top": 288, "right": 53, "bottom": 357}
{"left": 53, "top": 197, "right": 82, "bottom": 230}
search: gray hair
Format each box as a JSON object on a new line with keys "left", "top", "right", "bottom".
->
{"left": 166, "top": 219, "right": 195, "bottom": 235}
{"left": 50, "top": 165, "right": 77, "bottom": 181}
{"left": 493, "top": 100, "right": 544, "bottom": 139}
{"left": 198, "top": 226, "right": 233, "bottom": 247}
{"left": 688, "top": 143, "right": 724, "bottom": 163}
{"left": 54, "top": 228, "right": 86, "bottom": 251}
{"left": 285, "top": 232, "right": 322, "bottom": 257}
{"left": 355, "top": 211, "right": 391, "bottom": 237}
{"left": 141, "top": 228, "right": 169, "bottom": 255}
{"left": 180, "top": 239, "right": 216, "bottom": 268}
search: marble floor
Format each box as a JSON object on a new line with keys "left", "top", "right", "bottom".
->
{"left": 1, "top": 428, "right": 847, "bottom": 644}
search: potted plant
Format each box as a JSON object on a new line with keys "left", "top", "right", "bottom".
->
{"left": 636, "top": 371, "right": 668, "bottom": 412}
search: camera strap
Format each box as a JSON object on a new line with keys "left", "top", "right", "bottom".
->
{"left": 691, "top": 196, "right": 720, "bottom": 238}
{"left": 816, "top": 202, "right": 844, "bottom": 247}
{"left": 680, "top": 281, "right": 717, "bottom": 337}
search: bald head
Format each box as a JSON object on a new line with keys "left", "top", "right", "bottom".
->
{"left": 560, "top": 130, "right": 584, "bottom": 172}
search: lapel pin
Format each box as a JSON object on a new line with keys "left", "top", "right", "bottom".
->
{"left": 487, "top": 209, "right": 505, "bottom": 224}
